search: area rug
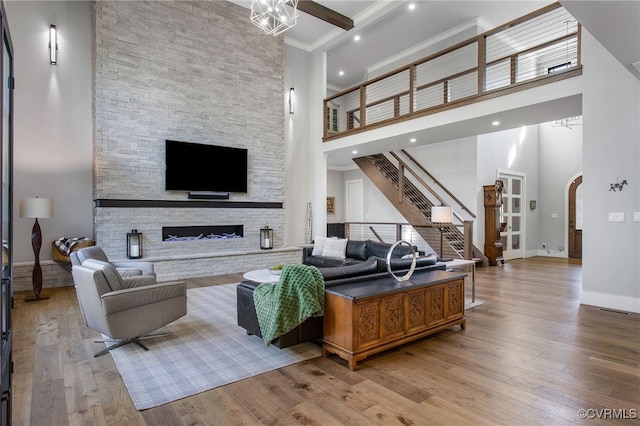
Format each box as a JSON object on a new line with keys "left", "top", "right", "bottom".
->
{"left": 106, "top": 283, "right": 321, "bottom": 410}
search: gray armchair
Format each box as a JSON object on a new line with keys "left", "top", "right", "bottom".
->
{"left": 71, "top": 259, "right": 187, "bottom": 357}
{"left": 70, "top": 245, "right": 156, "bottom": 279}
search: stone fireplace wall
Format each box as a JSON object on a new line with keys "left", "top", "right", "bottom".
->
{"left": 92, "top": 1, "right": 294, "bottom": 278}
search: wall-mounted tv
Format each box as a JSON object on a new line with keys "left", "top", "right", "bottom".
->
{"left": 165, "top": 140, "right": 248, "bottom": 193}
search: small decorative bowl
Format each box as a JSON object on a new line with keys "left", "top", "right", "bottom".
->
{"left": 269, "top": 269, "right": 282, "bottom": 275}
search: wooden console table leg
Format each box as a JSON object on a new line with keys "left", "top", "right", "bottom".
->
{"left": 322, "top": 345, "right": 329, "bottom": 357}
{"left": 348, "top": 357, "right": 357, "bottom": 371}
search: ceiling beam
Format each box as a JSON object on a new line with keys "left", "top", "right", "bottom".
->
{"left": 297, "top": 1, "right": 354, "bottom": 31}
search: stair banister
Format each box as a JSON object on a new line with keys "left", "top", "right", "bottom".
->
{"left": 389, "top": 152, "right": 444, "bottom": 206}
{"left": 399, "top": 150, "right": 477, "bottom": 219}
{"left": 389, "top": 152, "right": 467, "bottom": 224}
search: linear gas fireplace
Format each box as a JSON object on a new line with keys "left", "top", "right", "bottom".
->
{"left": 163, "top": 225, "right": 243, "bottom": 242}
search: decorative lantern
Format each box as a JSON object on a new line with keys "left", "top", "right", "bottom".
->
{"left": 127, "top": 229, "right": 143, "bottom": 259}
{"left": 260, "top": 226, "right": 273, "bottom": 250}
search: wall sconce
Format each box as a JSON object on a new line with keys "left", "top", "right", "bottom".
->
{"left": 288, "top": 87, "right": 295, "bottom": 114}
{"left": 260, "top": 226, "right": 273, "bottom": 250}
{"left": 529, "top": 200, "right": 536, "bottom": 210}
{"left": 127, "top": 229, "right": 142, "bottom": 259}
{"left": 49, "top": 24, "right": 58, "bottom": 65}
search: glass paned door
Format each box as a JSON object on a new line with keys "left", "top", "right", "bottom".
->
{"left": 498, "top": 172, "right": 524, "bottom": 260}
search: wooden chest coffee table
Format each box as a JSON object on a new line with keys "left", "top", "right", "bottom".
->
{"left": 322, "top": 269, "right": 466, "bottom": 370}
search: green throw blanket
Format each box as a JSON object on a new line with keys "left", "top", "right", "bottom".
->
{"left": 253, "top": 264, "right": 325, "bottom": 345}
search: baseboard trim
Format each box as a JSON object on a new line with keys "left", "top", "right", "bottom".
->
{"left": 535, "top": 249, "right": 568, "bottom": 258}
{"left": 581, "top": 290, "right": 640, "bottom": 314}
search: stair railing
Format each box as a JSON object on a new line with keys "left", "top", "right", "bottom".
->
{"left": 399, "top": 150, "right": 477, "bottom": 219}
{"left": 323, "top": 3, "right": 581, "bottom": 140}
{"left": 384, "top": 153, "right": 478, "bottom": 260}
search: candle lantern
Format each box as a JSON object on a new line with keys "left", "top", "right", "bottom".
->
{"left": 127, "top": 229, "right": 143, "bottom": 259}
{"left": 260, "top": 226, "right": 273, "bottom": 250}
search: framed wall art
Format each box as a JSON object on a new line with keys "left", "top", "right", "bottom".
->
{"left": 326, "top": 196, "right": 335, "bottom": 214}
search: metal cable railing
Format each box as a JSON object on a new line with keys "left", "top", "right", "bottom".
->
{"left": 323, "top": 3, "right": 580, "bottom": 139}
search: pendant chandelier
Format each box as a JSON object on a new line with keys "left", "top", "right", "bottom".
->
{"left": 250, "top": 0, "right": 299, "bottom": 36}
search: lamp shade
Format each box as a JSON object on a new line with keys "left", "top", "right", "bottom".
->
{"left": 19, "top": 197, "right": 54, "bottom": 219}
{"left": 431, "top": 204, "right": 453, "bottom": 224}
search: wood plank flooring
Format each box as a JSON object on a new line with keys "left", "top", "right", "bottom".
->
{"left": 11, "top": 258, "right": 640, "bottom": 425}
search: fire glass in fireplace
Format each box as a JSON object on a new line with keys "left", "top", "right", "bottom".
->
{"left": 163, "top": 225, "right": 243, "bottom": 241}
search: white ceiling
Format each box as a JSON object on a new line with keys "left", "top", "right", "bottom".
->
{"left": 231, "top": 1, "right": 557, "bottom": 88}
{"left": 230, "top": 1, "right": 640, "bottom": 166}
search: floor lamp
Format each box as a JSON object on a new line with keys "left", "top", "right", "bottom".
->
{"left": 431, "top": 203, "right": 453, "bottom": 262}
{"left": 19, "top": 197, "right": 53, "bottom": 301}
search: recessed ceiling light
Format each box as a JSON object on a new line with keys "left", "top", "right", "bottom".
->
{"left": 352, "top": 150, "right": 358, "bottom": 154}
{"left": 354, "top": 35, "right": 360, "bottom": 41}
{"left": 492, "top": 121, "right": 500, "bottom": 126}
{"left": 410, "top": 138, "right": 417, "bottom": 143}
{"left": 408, "top": 3, "right": 416, "bottom": 10}
{"left": 339, "top": 70, "right": 344, "bottom": 76}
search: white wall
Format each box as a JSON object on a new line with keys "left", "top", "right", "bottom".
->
{"left": 538, "top": 120, "right": 583, "bottom": 253}
{"left": 477, "top": 125, "right": 540, "bottom": 252}
{"left": 326, "top": 169, "right": 345, "bottom": 223}
{"left": 343, "top": 168, "right": 404, "bottom": 224}
{"left": 284, "top": 45, "right": 314, "bottom": 245}
{"left": 404, "top": 136, "right": 478, "bottom": 218}
{"left": 6, "top": 1, "right": 93, "bottom": 262}
{"left": 580, "top": 30, "right": 640, "bottom": 312}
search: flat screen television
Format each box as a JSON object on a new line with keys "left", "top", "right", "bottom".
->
{"left": 165, "top": 140, "right": 248, "bottom": 193}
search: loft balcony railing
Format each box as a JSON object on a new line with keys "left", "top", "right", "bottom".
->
{"left": 323, "top": 3, "right": 581, "bottom": 140}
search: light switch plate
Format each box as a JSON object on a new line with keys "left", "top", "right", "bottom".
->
{"left": 551, "top": 213, "right": 559, "bottom": 219}
{"left": 634, "top": 212, "right": 640, "bottom": 222}
{"left": 608, "top": 212, "right": 625, "bottom": 222}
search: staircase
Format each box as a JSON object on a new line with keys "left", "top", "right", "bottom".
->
{"left": 353, "top": 153, "right": 484, "bottom": 261}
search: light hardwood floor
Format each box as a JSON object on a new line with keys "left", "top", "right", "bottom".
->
{"left": 10, "top": 257, "right": 640, "bottom": 425}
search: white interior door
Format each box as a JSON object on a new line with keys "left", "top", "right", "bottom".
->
{"left": 498, "top": 172, "right": 525, "bottom": 260}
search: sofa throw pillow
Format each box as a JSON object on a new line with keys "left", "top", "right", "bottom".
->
{"left": 311, "top": 236, "right": 327, "bottom": 256}
{"left": 346, "top": 240, "right": 368, "bottom": 261}
{"left": 321, "top": 238, "right": 348, "bottom": 258}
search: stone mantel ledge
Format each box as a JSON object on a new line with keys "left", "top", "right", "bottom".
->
{"left": 131, "top": 246, "right": 301, "bottom": 263}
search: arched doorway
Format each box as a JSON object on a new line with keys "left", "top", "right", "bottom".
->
{"left": 568, "top": 175, "right": 582, "bottom": 259}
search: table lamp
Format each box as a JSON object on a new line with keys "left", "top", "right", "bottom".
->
{"left": 19, "top": 197, "right": 53, "bottom": 301}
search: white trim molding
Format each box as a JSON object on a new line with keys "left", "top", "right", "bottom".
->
{"left": 581, "top": 290, "right": 640, "bottom": 314}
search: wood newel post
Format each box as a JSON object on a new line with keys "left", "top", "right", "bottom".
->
{"left": 576, "top": 23, "right": 582, "bottom": 66}
{"left": 510, "top": 55, "right": 517, "bottom": 84}
{"left": 323, "top": 99, "right": 328, "bottom": 138}
{"left": 359, "top": 85, "right": 366, "bottom": 127}
{"left": 398, "top": 163, "right": 404, "bottom": 203}
{"left": 463, "top": 220, "right": 473, "bottom": 260}
{"left": 443, "top": 80, "right": 449, "bottom": 103}
{"left": 477, "top": 35, "right": 486, "bottom": 94}
{"left": 409, "top": 64, "right": 415, "bottom": 113}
